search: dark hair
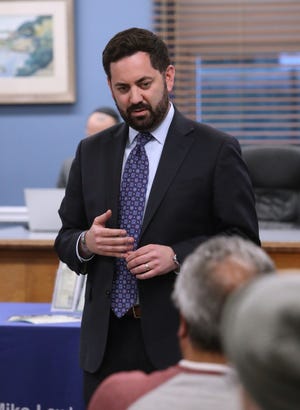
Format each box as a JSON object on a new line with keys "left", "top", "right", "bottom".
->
{"left": 102, "top": 27, "right": 171, "bottom": 79}
{"left": 92, "top": 106, "right": 120, "bottom": 123}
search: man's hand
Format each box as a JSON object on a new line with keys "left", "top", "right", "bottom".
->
{"left": 126, "top": 244, "right": 177, "bottom": 279}
{"left": 84, "top": 209, "right": 134, "bottom": 257}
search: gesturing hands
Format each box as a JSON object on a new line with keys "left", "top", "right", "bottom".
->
{"left": 83, "top": 209, "right": 134, "bottom": 258}
{"left": 81, "top": 209, "right": 177, "bottom": 279}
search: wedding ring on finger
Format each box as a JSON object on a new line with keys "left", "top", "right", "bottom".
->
{"left": 144, "top": 263, "right": 150, "bottom": 272}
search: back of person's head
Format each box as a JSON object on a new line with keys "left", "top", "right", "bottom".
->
{"left": 93, "top": 106, "right": 120, "bottom": 123}
{"left": 102, "top": 27, "right": 171, "bottom": 79}
{"left": 85, "top": 106, "right": 119, "bottom": 136}
{"left": 172, "top": 236, "right": 275, "bottom": 354}
{"left": 221, "top": 272, "right": 300, "bottom": 410}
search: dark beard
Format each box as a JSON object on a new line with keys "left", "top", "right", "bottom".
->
{"left": 114, "top": 84, "right": 169, "bottom": 132}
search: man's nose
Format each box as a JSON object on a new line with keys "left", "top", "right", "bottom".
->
{"left": 129, "top": 87, "right": 143, "bottom": 104}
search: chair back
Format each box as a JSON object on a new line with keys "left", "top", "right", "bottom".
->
{"left": 242, "top": 145, "right": 300, "bottom": 227}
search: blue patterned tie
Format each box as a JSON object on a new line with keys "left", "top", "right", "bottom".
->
{"left": 111, "top": 132, "right": 152, "bottom": 317}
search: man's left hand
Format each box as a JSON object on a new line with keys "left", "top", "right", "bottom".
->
{"left": 125, "top": 244, "right": 177, "bottom": 279}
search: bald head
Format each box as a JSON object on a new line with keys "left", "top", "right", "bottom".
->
{"left": 85, "top": 111, "right": 118, "bottom": 136}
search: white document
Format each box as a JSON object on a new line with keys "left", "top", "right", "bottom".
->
{"left": 8, "top": 314, "right": 81, "bottom": 324}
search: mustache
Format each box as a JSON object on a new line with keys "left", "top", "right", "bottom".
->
{"left": 127, "top": 103, "right": 151, "bottom": 114}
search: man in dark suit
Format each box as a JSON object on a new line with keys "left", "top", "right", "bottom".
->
{"left": 54, "top": 27, "right": 260, "bottom": 405}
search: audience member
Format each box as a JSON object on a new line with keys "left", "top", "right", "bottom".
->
{"left": 85, "top": 106, "right": 120, "bottom": 136}
{"left": 55, "top": 27, "right": 260, "bottom": 405}
{"left": 221, "top": 272, "right": 300, "bottom": 410}
{"left": 56, "top": 106, "right": 119, "bottom": 188}
{"left": 88, "top": 236, "right": 275, "bottom": 410}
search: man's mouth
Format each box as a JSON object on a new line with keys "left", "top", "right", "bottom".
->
{"left": 129, "top": 105, "right": 150, "bottom": 116}
{"left": 131, "top": 108, "right": 148, "bottom": 116}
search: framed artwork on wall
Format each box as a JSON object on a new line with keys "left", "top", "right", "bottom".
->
{"left": 0, "top": 0, "right": 75, "bottom": 104}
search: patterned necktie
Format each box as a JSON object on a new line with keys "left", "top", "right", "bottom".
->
{"left": 111, "top": 132, "right": 152, "bottom": 317}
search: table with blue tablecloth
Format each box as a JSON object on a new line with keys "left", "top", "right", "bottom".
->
{"left": 0, "top": 302, "right": 84, "bottom": 410}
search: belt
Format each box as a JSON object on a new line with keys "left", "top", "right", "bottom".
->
{"left": 124, "top": 305, "right": 141, "bottom": 319}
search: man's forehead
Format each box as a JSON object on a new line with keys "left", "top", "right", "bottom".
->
{"left": 110, "top": 52, "right": 157, "bottom": 79}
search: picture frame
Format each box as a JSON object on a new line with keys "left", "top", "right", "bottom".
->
{"left": 51, "top": 261, "right": 86, "bottom": 313}
{"left": 0, "top": 0, "right": 76, "bottom": 104}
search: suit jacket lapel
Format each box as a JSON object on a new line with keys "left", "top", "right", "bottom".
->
{"left": 141, "top": 110, "right": 195, "bottom": 236}
{"left": 105, "top": 124, "right": 128, "bottom": 228}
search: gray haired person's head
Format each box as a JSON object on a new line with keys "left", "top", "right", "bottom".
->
{"left": 221, "top": 273, "right": 300, "bottom": 410}
{"left": 172, "top": 236, "right": 275, "bottom": 353}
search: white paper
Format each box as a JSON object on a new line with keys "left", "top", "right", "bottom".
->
{"left": 8, "top": 314, "right": 81, "bottom": 324}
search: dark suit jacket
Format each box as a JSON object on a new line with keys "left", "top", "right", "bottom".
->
{"left": 55, "top": 108, "right": 260, "bottom": 373}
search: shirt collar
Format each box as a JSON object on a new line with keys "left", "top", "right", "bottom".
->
{"left": 178, "top": 359, "right": 232, "bottom": 374}
{"left": 128, "top": 102, "right": 175, "bottom": 146}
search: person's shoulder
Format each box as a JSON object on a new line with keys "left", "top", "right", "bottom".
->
{"left": 88, "top": 366, "right": 180, "bottom": 410}
{"left": 97, "top": 365, "right": 179, "bottom": 393}
{"left": 88, "top": 370, "right": 147, "bottom": 410}
{"left": 173, "top": 107, "right": 237, "bottom": 144}
{"left": 191, "top": 118, "right": 237, "bottom": 144}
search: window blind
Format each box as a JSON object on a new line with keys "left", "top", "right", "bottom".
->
{"left": 153, "top": 0, "right": 300, "bottom": 144}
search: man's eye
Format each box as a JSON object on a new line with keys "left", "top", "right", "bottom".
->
{"left": 117, "top": 86, "right": 128, "bottom": 93}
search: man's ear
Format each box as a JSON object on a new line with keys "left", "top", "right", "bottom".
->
{"left": 177, "top": 313, "right": 189, "bottom": 340}
{"left": 165, "top": 65, "right": 175, "bottom": 93}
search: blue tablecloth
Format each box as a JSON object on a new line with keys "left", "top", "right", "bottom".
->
{"left": 0, "top": 303, "right": 84, "bottom": 410}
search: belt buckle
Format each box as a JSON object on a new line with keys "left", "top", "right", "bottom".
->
{"left": 132, "top": 305, "right": 141, "bottom": 319}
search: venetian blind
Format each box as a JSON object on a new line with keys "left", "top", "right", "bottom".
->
{"left": 153, "top": 0, "right": 300, "bottom": 144}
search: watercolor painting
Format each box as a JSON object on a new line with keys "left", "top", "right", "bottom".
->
{"left": 0, "top": 14, "right": 53, "bottom": 78}
{"left": 0, "top": 0, "right": 75, "bottom": 104}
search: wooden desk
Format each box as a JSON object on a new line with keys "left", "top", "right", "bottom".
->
{"left": 260, "top": 229, "right": 300, "bottom": 270}
{"left": 0, "top": 226, "right": 59, "bottom": 302}
{"left": 0, "top": 226, "right": 300, "bottom": 303}
{"left": 262, "top": 242, "right": 300, "bottom": 270}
